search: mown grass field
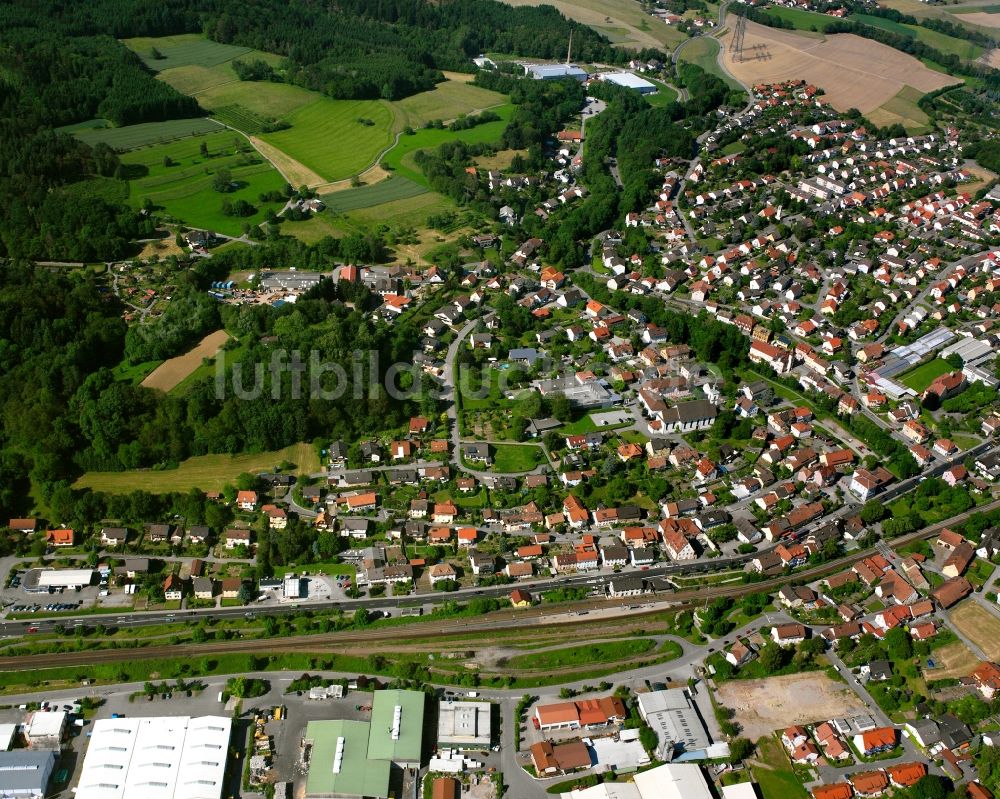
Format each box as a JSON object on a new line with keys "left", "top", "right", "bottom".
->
{"left": 765, "top": 6, "right": 839, "bottom": 31}
{"left": 852, "top": 13, "right": 985, "bottom": 58}
{"left": 643, "top": 77, "right": 681, "bottom": 106}
{"left": 68, "top": 117, "right": 223, "bottom": 150}
{"left": 121, "top": 130, "right": 287, "bottom": 236}
{"left": 678, "top": 36, "right": 744, "bottom": 91}
{"left": 899, "top": 357, "right": 954, "bottom": 391}
{"left": 260, "top": 98, "right": 395, "bottom": 182}
{"left": 75, "top": 442, "right": 321, "bottom": 494}
{"left": 123, "top": 33, "right": 252, "bottom": 70}
{"left": 489, "top": 443, "right": 546, "bottom": 473}
{"left": 322, "top": 177, "right": 428, "bottom": 212}
{"left": 384, "top": 105, "right": 515, "bottom": 186}
{"left": 868, "top": 84, "right": 932, "bottom": 132}
{"left": 393, "top": 80, "right": 507, "bottom": 128}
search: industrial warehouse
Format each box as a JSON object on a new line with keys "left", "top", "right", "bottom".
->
{"left": 74, "top": 715, "right": 232, "bottom": 799}
{"left": 303, "top": 690, "right": 425, "bottom": 799}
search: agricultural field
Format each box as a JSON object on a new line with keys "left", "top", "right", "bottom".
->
{"left": 721, "top": 20, "right": 957, "bottom": 113}
{"left": 852, "top": 13, "right": 985, "bottom": 59}
{"left": 948, "top": 601, "right": 1000, "bottom": 662}
{"left": 75, "top": 442, "right": 321, "bottom": 494}
{"left": 473, "top": 148, "right": 529, "bottom": 171}
{"left": 259, "top": 99, "right": 395, "bottom": 182}
{"left": 899, "top": 357, "right": 954, "bottom": 391}
{"left": 867, "top": 85, "right": 933, "bottom": 132}
{"left": 393, "top": 80, "right": 507, "bottom": 129}
{"left": 764, "top": 6, "right": 839, "bottom": 32}
{"left": 322, "top": 177, "right": 428, "bottom": 213}
{"left": 502, "top": 0, "right": 687, "bottom": 50}
{"left": 123, "top": 33, "right": 517, "bottom": 188}
{"left": 281, "top": 191, "right": 470, "bottom": 263}
{"left": 66, "top": 117, "right": 223, "bottom": 150}
{"left": 383, "top": 105, "right": 515, "bottom": 186}
{"left": 140, "top": 330, "right": 231, "bottom": 392}
{"left": 123, "top": 33, "right": 252, "bottom": 70}
{"left": 120, "top": 130, "right": 288, "bottom": 237}
{"left": 677, "top": 36, "right": 745, "bottom": 91}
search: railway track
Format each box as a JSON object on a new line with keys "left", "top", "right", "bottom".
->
{"left": 1, "top": 499, "right": 995, "bottom": 673}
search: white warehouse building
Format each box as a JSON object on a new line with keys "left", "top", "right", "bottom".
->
{"left": 74, "top": 715, "right": 232, "bottom": 799}
{"left": 597, "top": 71, "right": 658, "bottom": 94}
{"left": 35, "top": 569, "right": 97, "bottom": 590}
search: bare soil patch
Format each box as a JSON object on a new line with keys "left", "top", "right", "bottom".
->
{"left": 925, "top": 639, "right": 980, "bottom": 680}
{"left": 141, "top": 329, "right": 230, "bottom": 392}
{"left": 313, "top": 163, "right": 391, "bottom": 195}
{"left": 960, "top": 11, "right": 1000, "bottom": 27}
{"left": 715, "top": 672, "right": 868, "bottom": 741}
{"left": 721, "top": 20, "right": 957, "bottom": 112}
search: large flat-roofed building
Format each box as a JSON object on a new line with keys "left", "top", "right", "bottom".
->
{"left": 0, "top": 750, "right": 56, "bottom": 798}
{"left": 303, "top": 690, "right": 425, "bottom": 799}
{"left": 437, "top": 701, "right": 491, "bottom": 749}
{"left": 636, "top": 689, "right": 711, "bottom": 759}
{"left": 597, "top": 72, "right": 657, "bottom": 94}
{"left": 36, "top": 569, "right": 96, "bottom": 589}
{"left": 74, "top": 715, "right": 231, "bottom": 799}
{"left": 567, "top": 763, "right": 712, "bottom": 799}
{"left": 633, "top": 763, "right": 713, "bottom": 799}
{"left": 367, "top": 690, "right": 424, "bottom": 769}
{"left": 525, "top": 63, "right": 587, "bottom": 81}
{"left": 304, "top": 720, "right": 392, "bottom": 799}
{"left": 259, "top": 270, "right": 325, "bottom": 291}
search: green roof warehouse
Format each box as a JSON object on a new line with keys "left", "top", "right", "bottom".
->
{"left": 304, "top": 690, "right": 425, "bottom": 799}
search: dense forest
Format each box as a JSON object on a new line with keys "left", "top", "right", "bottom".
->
{"left": 0, "top": 251, "right": 435, "bottom": 520}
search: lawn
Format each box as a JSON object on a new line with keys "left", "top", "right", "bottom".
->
{"left": 558, "top": 414, "right": 599, "bottom": 436}
{"left": 120, "top": 130, "right": 287, "bottom": 236}
{"left": 899, "top": 358, "right": 954, "bottom": 392}
{"left": 642, "top": 77, "right": 680, "bottom": 106}
{"left": 64, "top": 117, "right": 223, "bottom": 150}
{"left": 74, "top": 442, "right": 321, "bottom": 494}
{"left": 504, "top": 638, "right": 661, "bottom": 670}
{"left": 489, "top": 443, "right": 546, "bottom": 473}
{"left": 259, "top": 98, "right": 395, "bottom": 182}
{"left": 677, "top": 36, "right": 744, "bottom": 91}
{"left": 753, "top": 736, "right": 809, "bottom": 799}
